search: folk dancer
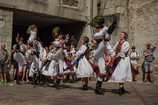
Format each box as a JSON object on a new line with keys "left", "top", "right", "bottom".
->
{"left": 92, "top": 17, "right": 117, "bottom": 95}
{"left": 42, "top": 44, "right": 58, "bottom": 79}
{"left": 108, "top": 32, "right": 132, "bottom": 95}
{"left": 63, "top": 44, "right": 76, "bottom": 82}
{"left": 74, "top": 36, "right": 93, "bottom": 90}
{"left": 51, "top": 39, "right": 65, "bottom": 86}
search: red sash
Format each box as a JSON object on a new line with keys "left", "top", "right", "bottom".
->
{"left": 104, "top": 40, "right": 125, "bottom": 79}
{"left": 91, "top": 40, "right": 125, "bottom": 79}
{"left": 90, "top": 63, "right": 107, "bottom": 78}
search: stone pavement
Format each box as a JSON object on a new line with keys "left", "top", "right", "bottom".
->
{"left": 0, "top": 66, "right": 158, "bottom": 105}
{"left": 0, "top": 80, "right": 158, "bottom": 105}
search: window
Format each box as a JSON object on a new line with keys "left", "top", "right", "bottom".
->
{"left": 62, "top": 0, "right": 79, "bottom": 8}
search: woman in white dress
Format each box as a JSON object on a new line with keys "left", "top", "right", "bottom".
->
{"left": 37, "top": 41, "right": 47, "bottom": 71}
{"left": 42, "top": 40, "right": 65, "bottom": 86}
{"left": 75, "top": 36, "right": 93, "bottom": 90}
{"left": 42, "top": 47, "right": 58, "bottom": 77}
{"left": 29, "top": 49, "right": 40, "bottom": 78}
{"left": 29, "top": 41, "right": 46, "bottom": 78}
{"left": 109, "top": 32, "right": 132, "bottom": 94}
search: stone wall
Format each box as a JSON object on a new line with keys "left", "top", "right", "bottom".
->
{"left": 98, "top": 0, "right": 130, "bottom": 44}
{"left": 99, "top": 0, "right": 158, "bottom": 62}
{"left": 0, "top": 0, "right": 90, "bottom": 54}
{"left": 0, "top": 0, "right": 157, "bottom": 61}
{"left": 128, "top": 0, "right": 158, "bottom": 60}
{"left": 0, "top": 9, "right": 13, "bottom": 54}
{"left": 0, "top": 0, "right": 88, "bottom": 22}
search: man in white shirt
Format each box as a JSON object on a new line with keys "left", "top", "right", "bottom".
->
{"left": 92, "top": 16, "right": 117, "bottom": 95}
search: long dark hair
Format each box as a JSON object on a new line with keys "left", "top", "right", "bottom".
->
{"left": 121, "top": 32, "right": 128, "bottom": 41}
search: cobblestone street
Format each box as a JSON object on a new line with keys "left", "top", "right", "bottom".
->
{"left": 0, "top": 82, "right": 158, "bottom": 105}
{"left": 0, "top": 69, "right": 158, "bottom": 105}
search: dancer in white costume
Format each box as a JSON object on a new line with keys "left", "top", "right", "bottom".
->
{"left": 92, "top": 17, "right": 117, "bottom": 95}
{"left": 75, "top": 36, "right": 93, "bottom": 90}
{"left": 92, "top": 26, "right": 113, "bottom": 94}
{"left": 42, "top": 47, "right": 58, "bottom": 77}
{"left": 37, "top": 41, "right": 47, "bottom": 70}
{"left": 29, "top": 41, "right": 46, "bottom": 77}
{"left": 29, "top": 51, "right": 40, "bottom": 77}
{"left": 108, "top": 32, "right": 132, "bottom": 94}
{"left": 54, "top": 41, "right": 65, "bottom": 77}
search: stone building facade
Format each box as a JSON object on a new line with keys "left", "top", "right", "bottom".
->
{"left": 98, "top": 0, "right": 158, "bottom": 60}
{"left": 0, "top": 9, "right": 13, "bottom": 53}
{"left": 0, "top": 0, "right": 96, "bottom": 52}
{"left": 0, "top": 0, "right": 158, "bottom": 60}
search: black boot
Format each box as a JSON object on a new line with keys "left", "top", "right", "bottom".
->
{"left": 147, "top": 72, "right": 153, "bottom": 83}
{"left": 142, "top": 72, "right": 145, "bottom": 82}
{"left": 95, "top": 81, "right": 104, "bottom": 95}
{"left": 118, "top": 87, "right": 125, "bottom": 95}
{"left": 82, "top": 84, "right": 88, "bottom": 90}
{"left": 16, "top": 75, "right": 21, "bottom": 85}
{"left": 118, "top": 83, "right": 126, "bottom": 95}
{"left": 55, "top": 79, "right": 61, "bottom": 89}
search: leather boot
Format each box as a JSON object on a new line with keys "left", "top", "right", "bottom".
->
{"left": 95, "top": 81, "right": 104, "bottom": 95}
{"left": 82, "top": 84, "right": 88, "bottom": 90}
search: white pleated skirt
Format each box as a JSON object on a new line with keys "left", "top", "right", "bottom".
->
{"left": 108, "top": 56, "right": 132, "bottom": 83}
{"left": 76, "top": 56, "right": 93, "bottom": 78}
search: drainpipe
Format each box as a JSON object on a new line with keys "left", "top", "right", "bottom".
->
{"left": 90, "top": 0, "right": 94, "bottom": 37}
{"left": 126, "top": 0, "right": 134, "bottom": 45}
{"left": 91, "top": 0, "right": 93, "bottom": 19}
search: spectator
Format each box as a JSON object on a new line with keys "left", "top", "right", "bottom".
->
{"left": 142, "top": 43, "right": 156, "bottom": 82}
{"left": 0, "top": 43, "right": 9, "bottom": 85}
{"left": 130, "top": 46, "right": 139, "bottom": 81}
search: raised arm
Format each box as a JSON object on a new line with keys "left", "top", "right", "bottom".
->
{"left": 75, "top": 45, "right": 87, "bottom": 57}
{"left": 93, "top": 26, "right": 108, "bottom": 39}
{"left": 107, "top": 17, "right": 117, "bottom": 35}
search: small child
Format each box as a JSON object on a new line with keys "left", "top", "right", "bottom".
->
{"left": 130, "top": 46, "right": 139, "bottom": 81}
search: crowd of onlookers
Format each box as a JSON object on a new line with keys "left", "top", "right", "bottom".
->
{"left": 0, "top": 25, "right": 80, "bottom": 86}
{"left": 0, "top": 24, "right": 157, "bottom": 87}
